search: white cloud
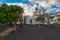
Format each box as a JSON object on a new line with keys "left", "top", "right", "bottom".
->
{"left": 6, "top": 3, "right": 33, "bottom": 16}
{"left": 47, "top": 0, "right": 60, "bottom": 5}
{"left": 30, "top": 0, "right": 60, "bottom": 7}
{"left": 40, "top": 1, "right": 49, "bottom": 7}
{"left": 6, "top": 0, "right": 60, "bottom": 16}
{"left": 6, "top": 3, "right": 23, "bottom": 6}
{"left": 46, "top": 8, "right": 60, "bottom": 14}
{"left": 6, "top": 2, "right": 37, "bottom": 16}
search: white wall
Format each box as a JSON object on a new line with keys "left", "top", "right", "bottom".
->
{"left": 25, "top": 16, "right": 40, "bottom": 25}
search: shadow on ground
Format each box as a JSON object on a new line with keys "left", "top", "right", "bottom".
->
{"left": 1, "top": 24, "right": 60, "bottom": 40}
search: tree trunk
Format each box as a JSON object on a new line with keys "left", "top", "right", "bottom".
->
{"left": 14, "top": 24, "right": 16, "bottom": 31}
{"left": 13, "top": 22, "right": 16, "bottom": 31}
{"left": 48, "top": 22, "right": 50, "bottom": 28}
{"left": 19, "top": 16, "right": 23, "bottom": 28}
{"left": 47, "top": 19, "right": 50, "bottom": 28}
{"left": 20, "top": 23, "right": 23, "bottom": 28}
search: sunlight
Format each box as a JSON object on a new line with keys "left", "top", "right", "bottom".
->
{"left": 49, "top": 0, "right": 55, "bottom": 5}
{"left": 40, "top": 1, "right": 49, "bottom": 7}
{"left": 24, "top": 13, "right": 33, "bottom": 16}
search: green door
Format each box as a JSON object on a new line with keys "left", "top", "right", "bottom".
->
{"left": 30, "top": 19, "right": 32, "bottom": 24}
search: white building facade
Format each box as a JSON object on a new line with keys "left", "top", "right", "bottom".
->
{"left": 25, "top": 16, "right": 40, "bottom": 25}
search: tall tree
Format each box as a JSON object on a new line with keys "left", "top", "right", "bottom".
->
{"left": 35, "top": 8, "right": 55, "bottom": 28}
{"left": 0, "top": 4, "right": 24, "bottom": 31}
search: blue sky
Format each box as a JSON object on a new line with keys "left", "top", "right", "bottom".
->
{"left": 0, "top": 0, "right": 32, "bottom": 5}
{"left": 0, "top": 0, "right": 60, "bottom": 15}
{"left": 0, "top": 0, "right": 29, "bottom": 3}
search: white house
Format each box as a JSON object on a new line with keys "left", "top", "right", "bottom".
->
{"left": 25, "top": 16, "right": 40, "bottom": 25}
{"left": 25, "top": 15, "right": 58, "bottom": 25}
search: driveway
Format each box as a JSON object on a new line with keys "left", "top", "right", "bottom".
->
{"left": 1, "top": 24, "right": 60, "bottom": 40}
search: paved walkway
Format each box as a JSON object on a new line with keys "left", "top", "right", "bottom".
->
{"left": 1, "top": 25, "right": 60, "bottom": 40}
